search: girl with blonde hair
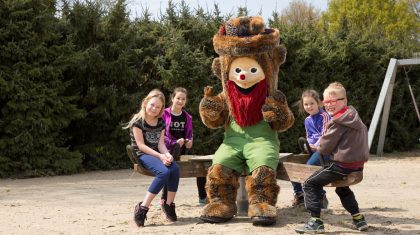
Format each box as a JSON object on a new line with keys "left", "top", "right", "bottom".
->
{"left": 124, "top": 89, "right": 179, "bottom": 227}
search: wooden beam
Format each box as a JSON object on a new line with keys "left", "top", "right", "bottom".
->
{"left": 277, "top": 162, "right": 363, "bottom": 187}
{"left": 133, "top": 154, "right": 362, "bottom": 187}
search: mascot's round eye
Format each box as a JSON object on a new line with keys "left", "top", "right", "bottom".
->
{"left": 250, "top": 68, "right": 258, "bottom": 73}
{"left": 235, "top": 68, "right": 242, "bottom": 73}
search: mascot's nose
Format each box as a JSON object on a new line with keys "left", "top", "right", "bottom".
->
{"left": 240, "top": 74, "right": 246, "bottom": 80}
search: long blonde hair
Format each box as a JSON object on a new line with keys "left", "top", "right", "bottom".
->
{"left": 123, "top": 89, "right": 165, "bottom": 129}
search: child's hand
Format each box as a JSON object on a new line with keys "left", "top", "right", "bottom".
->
{"left": 177, "top": 138, "right": 185, "bottom": 147}
{"left": 159, "top": 153, "right": 173, "bottom": 166}
{"left": 164, "top": 152, "right": 173, "bottom": 162}
{"left": 185, "top": 139, "right": 193, "bottom": 149}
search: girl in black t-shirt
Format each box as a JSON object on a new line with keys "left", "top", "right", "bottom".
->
{"left": 123, "top": 89, "right": 179, "bottom": 227}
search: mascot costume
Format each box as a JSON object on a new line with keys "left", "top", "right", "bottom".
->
{"left": 199, "top": 16, "right": 295, "bottom": 226}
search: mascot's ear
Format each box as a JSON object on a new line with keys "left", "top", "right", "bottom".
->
{"left": 275, "top": 45, "right": 287, "bottom": 66}
{"left": 212, "top": 57, "right": 222, "bottom": 80}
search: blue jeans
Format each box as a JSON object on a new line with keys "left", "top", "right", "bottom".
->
{"left": 138, "top": 154, "right": 180, "bottom": 194}
{"left": 291, "top": 152, "right": 329, "bottom": 195}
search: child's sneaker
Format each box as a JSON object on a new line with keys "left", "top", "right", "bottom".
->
{"left": 162, "top": 202, "right": 177, "bottom": 222}
{"left": 292, "top": 193, "right": 304, "bottom": 208}
{"left": 295, "top": 217, "right": 325, "bottom": 234}
{"left": 353, "top": 214, "right": 368, "bottom": 231}
{"left": 134, "top": 202, "right": 149, "bottom": 227}
{"left": 321, "top": 194, "right": 329, "bottom": 209}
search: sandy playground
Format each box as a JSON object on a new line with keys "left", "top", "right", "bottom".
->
{"left": 1, "top": 151, "right": 420, "bottom": 235}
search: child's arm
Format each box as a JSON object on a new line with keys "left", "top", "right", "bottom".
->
{"left": 185, "top": 138, "right": 193, "bottom": 149}
{"left": 185, "top": 112, "right": 193, "bottom": 149}
{"left": 318, "top": 127, "right": 340, "bottom": 156}
{"left": 133, "top": 127, "right": 168, "bottom": 161}
{"left": 158, "top": 129, "right": 174, "bottom": 165}
{"left": 162, "top": 111, "right": 178, "bottom": 148}
{"left": 313, "top": 113, "right": 331, "bottom": 148}
{"left": 305, "top": 119, "right": 319, "bottom": 149}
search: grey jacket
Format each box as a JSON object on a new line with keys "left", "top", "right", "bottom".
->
{"left": 318, "top": 106, "right": 369, "bottom": 163}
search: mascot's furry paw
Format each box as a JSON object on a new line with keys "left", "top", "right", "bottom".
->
{"left": 262, "top": 90, "right": 286, "bottom": 122}
{"left": 199, "top": 86, "right": 228, "bottom": 128}
{"left": 262, "top": 90, "right": 294, "bottom": 131}
{"left": 200, "top": 202, "right": 237, "bottom": 223}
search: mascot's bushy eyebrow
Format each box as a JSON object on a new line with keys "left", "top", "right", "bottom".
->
{"left": 198, "top": 15, "right": 294, "bottom": 226}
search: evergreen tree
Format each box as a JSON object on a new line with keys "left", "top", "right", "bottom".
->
{"left": 0, "top": 0, "right": 84, "bottom": 177}
{"left": 62, "top": 0, "right": 137, "bottom": 169}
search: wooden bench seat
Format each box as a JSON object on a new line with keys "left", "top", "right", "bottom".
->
{"left": 127, "top": 145, "right": 362, "bottom": 187}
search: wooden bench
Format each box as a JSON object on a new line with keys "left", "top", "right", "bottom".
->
{"left": 126, "top": 145, "right": 362, "bottom": 186}
{"left": 126, "top": 145, "right": 363, "bottom": 215}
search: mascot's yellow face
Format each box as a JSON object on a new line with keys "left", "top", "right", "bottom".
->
{"left": 229, "top": 57, "right": 265, "bottom": 89}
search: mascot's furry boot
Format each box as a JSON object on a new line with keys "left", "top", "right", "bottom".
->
{"left": 246, "top": 166, "right": 280, "bottom": 226}
{"left": 200, "top": 164, "right": 240, "bottom": 223}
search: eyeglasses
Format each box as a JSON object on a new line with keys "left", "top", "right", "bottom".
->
{"left": 322, "top": 98, "right": 345, "bottom": 106}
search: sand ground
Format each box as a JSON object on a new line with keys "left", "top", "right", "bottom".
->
{"left": 1, "top": 152, "right": 420, "bottom": 235}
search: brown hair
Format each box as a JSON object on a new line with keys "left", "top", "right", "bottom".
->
{"left": 296, "top": 89, "right": 322, "bottom": 115}
{"left": 170, "top": 87, "right": 188, "bottom": 100}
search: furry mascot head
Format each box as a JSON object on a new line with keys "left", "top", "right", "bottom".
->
{"left": 199, "top": 16, "right": 294, "bottom": 226}
{"left": 200, "top": 16, "right": 294, "bottom": 131}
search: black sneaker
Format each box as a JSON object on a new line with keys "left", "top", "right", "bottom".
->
{"left": 295, "top": 217, "right": 325, "bottom": 234}
{"left": 170, "top": 143, "right": 181, "bottom": 161}
{"left": 134, "top": 202, "right": 149, "bottom": 227}
{"left": 353, "top": 214, "right": 368, "bottom": 231}
{"left": 292, "top": 193, "right": 304, "bottom": 208}
{"left": 162, "top": 202, "right": 177, "bottom": 222}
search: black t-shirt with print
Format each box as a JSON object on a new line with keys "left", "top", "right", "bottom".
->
{"left": 169, "top": 112, "right": 186, "bottom": 140}
{"left": 130, "top": 118, "right": 165, "bottom": 156}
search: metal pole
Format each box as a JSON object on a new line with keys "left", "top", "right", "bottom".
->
{"left": 368, "top": 58, "right": 398, "bottom": 150}
{"left": 376, "top": 73, "right": 397, "bottom": 156}
{"left": 236, "top": 176, "right": 248, "bottom": 216}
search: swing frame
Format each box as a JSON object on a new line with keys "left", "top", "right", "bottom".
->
{"left": 368, "top": 57, "right": 420, "bottom": 155}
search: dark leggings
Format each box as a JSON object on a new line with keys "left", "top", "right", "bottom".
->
{"left": 196, "top": 177, "right": 207, "bottom": 200}
{"left": 303, "top": 162, "right": 362, "bottom": 218}
{"left": 162, "top": 177, "right": 206, "bottom": 200}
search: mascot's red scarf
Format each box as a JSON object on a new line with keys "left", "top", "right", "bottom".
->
{"left": 226, "top": 79, "right": 267, "bottom": 127}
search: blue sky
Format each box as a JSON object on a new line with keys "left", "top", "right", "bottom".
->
{"left": 127, "top": 0, "right": 329, "bottom": 20}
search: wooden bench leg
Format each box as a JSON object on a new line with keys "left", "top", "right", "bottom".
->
{"left": 236, "top": 176, "right": 248, "bottom": 216}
